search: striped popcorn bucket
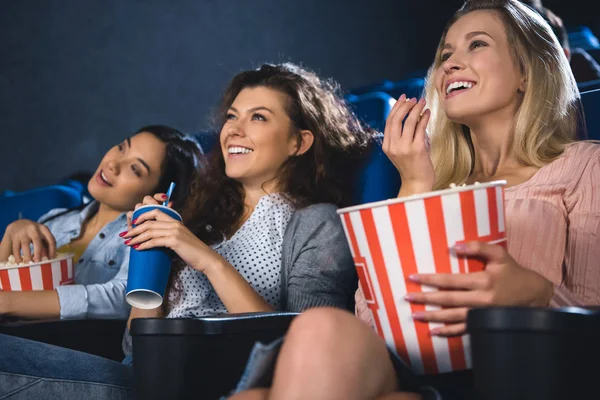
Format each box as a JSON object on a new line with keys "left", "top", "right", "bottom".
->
{"left": 338, "top": 181, "right": 506, "bottom": 375}
{"left": 0, "top": 253, "right": 75, "bottom": 291}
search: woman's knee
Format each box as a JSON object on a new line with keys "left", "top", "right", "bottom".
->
{"left": 285, "top": 307, "right": 388, "bottom": 356}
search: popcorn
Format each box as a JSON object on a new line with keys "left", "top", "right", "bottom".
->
{"left": 449, "top": 182, "right": 480, "bottom": 189}
{"left": 0, "top": 253, "right": 68, "bottom": 269}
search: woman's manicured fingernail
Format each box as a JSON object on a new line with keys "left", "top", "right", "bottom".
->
{"left": 408, "top": 274, "right": 420, "bottom": 283}
{"left": 430, "top": 328, "right": 441, "bottom": 336}
{"left": 411, "top": 97, "right": 417, "bottom": 102}
{"left": 404, "top": 294, "right": 415, "bottom": 301}
{"left": 119, "top": 231, "right": 127, "bottom": 237}
{"left": 124, "top": 239, "right": 132, "bottom": 245}
{"left": 398, "top": 94, "right": 406, "bottom": 101}
{"left": 133, "top": 244, "right": 140, "bottom": 249}
{"left": 454, "top": 242, "right": 468, "bottom": 251}
{"left": 162, "top": 194, "right": 167, "bottom": 199}
{"left": 412, "top": 312, "right": 425, "bottom": 320}
{"left": 418, "top": 98, "right": 425, "bottom": 104}
{"left": 132, "top": 218, "right": 138, "bottom": 225}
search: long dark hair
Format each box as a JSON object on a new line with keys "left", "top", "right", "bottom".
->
{"left": 165, "top": 63, "right": 376, "bottom": 308}
{"left": 180, "top": 63, "right": 375, "bottom": 244}
{"left": 41, "top": 125, "right": 202, "bottom": 224}
{"left": 136, "top": 125, "right": 202, "bottom": 211}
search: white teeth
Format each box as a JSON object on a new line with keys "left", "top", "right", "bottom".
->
{"left": 228, "top": 146, "right": 254, "bottom": 155}
{"left": 446, "top": 81, "right": 474, "bottom": 94}
{"left": 101, "top": 171, "right": 110, "bottom": 184}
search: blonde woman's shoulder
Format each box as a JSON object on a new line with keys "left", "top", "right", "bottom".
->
{"left": 560, "top": 141, "right": 600, "bottom": 196}
{"left": 563, "top": 141, "right": 600, "bottom": 166}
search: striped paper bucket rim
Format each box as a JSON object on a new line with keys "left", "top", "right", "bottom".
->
{"left": 0, "top": 253, "right": 74, "bottom": 271}
{"left": 338, "top": 180, "right": 507, "bottom": 215}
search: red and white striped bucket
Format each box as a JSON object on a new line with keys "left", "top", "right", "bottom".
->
{"left": 338, "top": 181, "right": 506, "bottom": 375}
{"left": 0, "top": 254, "right": 75, "bottom": 291}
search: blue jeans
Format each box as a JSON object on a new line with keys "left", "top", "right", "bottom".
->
{"left": 0, "top": 334, "right": 133, "bottom": 399}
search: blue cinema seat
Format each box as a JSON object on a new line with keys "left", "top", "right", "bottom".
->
{"left": 568, "top": 26, "right": 600, "bottom": 51}
{"left": 580, "top": 89, "right": 600, "bottom": 140}
{"left": 350, "top": 77, "right": 426, "bottom": 102}
{"left": 0, "top": 185, "right": 83, "bottom": 235}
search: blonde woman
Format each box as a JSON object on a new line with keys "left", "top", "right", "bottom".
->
{"left": 231, "top": 1, "right": 600, "bottom": 399}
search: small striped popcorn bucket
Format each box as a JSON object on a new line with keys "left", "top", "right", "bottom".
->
{"left": 338, "top": 181, "right": 507, "bottom": 375}
{"left": 0, "top": 253, "right": 75, "bottom": 291}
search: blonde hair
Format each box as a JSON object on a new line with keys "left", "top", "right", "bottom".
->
{"left": 425, "top": 0, "right": 580, "bottom": 189}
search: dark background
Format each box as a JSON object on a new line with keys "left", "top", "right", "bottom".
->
{"left": 0, "top": 0, "right": 595, "bottom": 191}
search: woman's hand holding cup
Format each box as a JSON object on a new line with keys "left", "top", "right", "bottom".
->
{"left": 121, "top": 193, "right": 223, "bottom": 274}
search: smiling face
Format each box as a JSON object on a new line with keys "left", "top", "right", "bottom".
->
{"left": 87, "top": 132, "right": 166, "bottom": 211}
{"left": 220, "top": 86, "right": 303, "bottom": 190}
{"left": 434, "top": 10, "right": 525, "bottom": 125}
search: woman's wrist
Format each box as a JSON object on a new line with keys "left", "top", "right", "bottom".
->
{"left": 397, "top": 181, "right": 434, "bottom": 198}
{"left": 0, "top": 292, "right": 13, "bottom": 315}
{"left": 201, "top": 255, "right": 229, "bottom": 278}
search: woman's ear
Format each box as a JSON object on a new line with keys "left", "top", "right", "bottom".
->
{"left": 518, "top": 77, "right": 526, "bottom": 94}
{"left": 291, "top": 130, "right": 314, "bottom": 156}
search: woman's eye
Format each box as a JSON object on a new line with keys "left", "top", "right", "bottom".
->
{"left": 252, "top": 113, "right": 266, "bottom": 121}
{"left": 440, "top": 52, "right": 452, "bottom": 62}
{"left": 131, "top": 165, "right": 141, "bottom": 178}
{"left": 226, "top": 113, "right": 236, "bottom": 120}
{"left": 470, "top": 40, "right": 487, "bottom": 50}
{"left": 117, "top": 143, "right": 124, "bottom": 152}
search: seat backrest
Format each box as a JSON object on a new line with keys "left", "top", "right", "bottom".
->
{"left": 580, "top": 89, "right": 600, "bottom": 140}
{"left": 346, "top": 92, "right": 401, "bottom": 205}
{"left": 0, "top": 185, "right": 82, "bottom": 233}
{"left": 568, "top": 26, "right": 600, "bottom": 51}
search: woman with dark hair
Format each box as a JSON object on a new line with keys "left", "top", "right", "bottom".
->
{"left": 0, "top": 63, "right": 375, "bottom": 399}
{"left": 0, "top": 125, "right": 201, "bottom": 320}
{"left": 122, "top": 63, "right": 372, "bottom": 323}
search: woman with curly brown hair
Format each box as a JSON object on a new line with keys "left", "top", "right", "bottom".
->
{"left": 0, "top": 63, "right": 375, "bottom": 399}
{"left": 122, "top": 63, "right": 374, "bottom": 322}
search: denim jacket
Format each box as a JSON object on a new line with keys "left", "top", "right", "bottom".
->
{"left": 38, "top": 202, "right": 130, "bottom": 319}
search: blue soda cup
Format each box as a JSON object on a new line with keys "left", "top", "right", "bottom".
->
{"left": 126, "top": 204, "right": 182, "bottom": 309}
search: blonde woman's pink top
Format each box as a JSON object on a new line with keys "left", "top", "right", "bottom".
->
{"left": 356, "top": 141, "right": 600, "bottom": 325}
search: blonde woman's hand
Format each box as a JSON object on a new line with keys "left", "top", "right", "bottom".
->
{"left": 2, "top": 220, "right": 57, "bottom": 263}
{"left": 122, "top": 194, "right": 221, "bottom": 273}
{"left": 405, "top": 241, "right": 554, "bottom": 336}
{"left": 383, "top": 94, "right": 435, "bottom": 197}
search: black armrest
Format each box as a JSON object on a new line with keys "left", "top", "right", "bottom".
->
{"left": 0, "top": 319, "right": 127, "bottom": 361}
{"left": 130, "top": 312, "right": 298, "bottom": 400}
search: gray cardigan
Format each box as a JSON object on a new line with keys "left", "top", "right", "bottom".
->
{"left": 123, "top": 203, "right": 357, "bottom": 354}
{"left": 280, "top": 203, "right": 357, "bottom": 312}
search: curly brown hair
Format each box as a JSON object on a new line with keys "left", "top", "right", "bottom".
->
{"left": 165, "top": 63, "right": 376, "bottom": 309}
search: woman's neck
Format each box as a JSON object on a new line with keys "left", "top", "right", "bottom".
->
{"left": 86, "top": 202, "right": 122, "bottom": 232}
{"left": 468, "top": 115, "right": 521, "bottom": 179}
{"left": 242, "top": 180, "right": 280, "bottom": 210}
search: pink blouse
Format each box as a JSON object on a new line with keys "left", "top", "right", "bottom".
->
{"left": 356, "top": 141, "right": 600, "bottom": 324}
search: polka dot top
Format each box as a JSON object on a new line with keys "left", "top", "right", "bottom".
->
{"left": 167, "top": 193, "right": 296, "bottom": 318}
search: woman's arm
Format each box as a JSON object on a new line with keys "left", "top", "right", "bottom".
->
{"left": 0, "top": 290, "right": 61, "bottom": 319}
{"left": 123, "top": 196, "right": 274, "bottom": 314}
{"left": 283, "top": 204, "right": 358, "bottom": 312}
{"left": 560, "top": 143, "right": 600, "bottom": 305}
{"left": 127, "top": 305, "right": 163, "bottom": 329}
{"left": 52, "top": 246, "right": 131, "bottom": 319}
{"left": 203, "top": 257, "right": 274, "bottom": 313}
